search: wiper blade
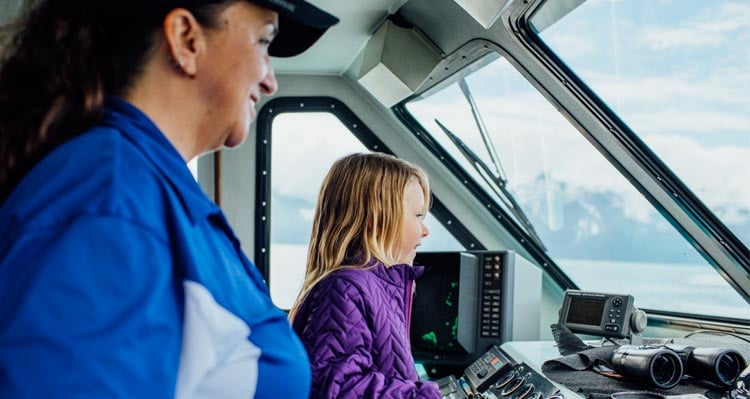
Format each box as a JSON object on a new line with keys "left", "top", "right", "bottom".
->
{"left": 434, "top": 118, "right": 546, "bottom": 251}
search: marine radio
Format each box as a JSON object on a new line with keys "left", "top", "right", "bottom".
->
{"left": 558, "top": 290, "right": 647, "bottom": 339}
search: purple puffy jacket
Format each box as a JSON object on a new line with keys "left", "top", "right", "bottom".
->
{"left": 292, "top": 258, "right": 441, "bottom": 399}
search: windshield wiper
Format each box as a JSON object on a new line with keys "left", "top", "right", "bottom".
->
{"left": 458, "top": 79, "right": 508, "bottom": 183}
{"left": 434, "top": 119, "right": 546, "bottom": 251}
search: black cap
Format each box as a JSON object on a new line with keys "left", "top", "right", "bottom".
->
{"left": 87, "top": 0, "right": 337, "bottom": 57}
{"left": 252, "top": 0, "right": 339, "bottom": 57}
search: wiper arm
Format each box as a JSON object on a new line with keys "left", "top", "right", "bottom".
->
{"left": 434, "top": 119, "right": 547, "bottom": 251}
{"left": 458, "top": 78, "right": 507, "bottom": 183}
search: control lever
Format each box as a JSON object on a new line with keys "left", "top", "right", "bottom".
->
{"left": 463, "top": 345, "right": 516, "bottom": 393}
{"left": 434, "top": 374, "right": 470, "bottom": 399}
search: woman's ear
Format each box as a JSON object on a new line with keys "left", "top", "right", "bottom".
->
{"left": 163, "top": 8, "right": 205, "bottom": 78}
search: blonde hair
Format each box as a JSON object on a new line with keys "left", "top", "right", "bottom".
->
{"left": 288, "top": 152, "right": 430, "bottom": 322}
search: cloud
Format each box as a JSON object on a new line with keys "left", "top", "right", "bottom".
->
{"left": 646, "top": 135, "right": 750, "bottom": 224}
{"left": 629, "top": 108, "right": 750, "bottom": 135}
{"left": 270, "top": 113, "right": 370, "bottom": 198}
{"left": 583, "top": 70, "right": 749, "bottom": 110}
{"left": 638, "top": 1, "right": 750, "bottom": 50}
{"left": 695, "top": 2, "right": 750, "bottom": 33}
{"left": 298, "top": 207, "right": 315, "bottom": 222}
{"left": 640, "top": 27, "right": 725, "bottom": 50}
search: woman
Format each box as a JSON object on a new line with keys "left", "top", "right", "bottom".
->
{"left": 0, "top": 0, "right": 337, "bottom": 397}
{"left": 289, "top": 153, "right": 442, "bottom": 398}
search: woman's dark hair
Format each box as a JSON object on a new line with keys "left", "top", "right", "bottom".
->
{"left": 0, "top": 0, "right": 237, "bottom": 202}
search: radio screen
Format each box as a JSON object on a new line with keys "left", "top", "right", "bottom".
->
{"left": 566, "top": 297, "right": 605, "bottom": 326}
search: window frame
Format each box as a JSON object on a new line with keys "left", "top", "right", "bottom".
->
{"left": 254, "top": 96, "right": 482, "bottom": 285}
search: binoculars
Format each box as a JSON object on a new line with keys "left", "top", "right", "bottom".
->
{"left": 611, "top": 344, "right": 747, "bottom": 389}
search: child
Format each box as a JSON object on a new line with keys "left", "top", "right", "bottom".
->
{"left": 289, "top": 152, "right": 442, "bottom": 399}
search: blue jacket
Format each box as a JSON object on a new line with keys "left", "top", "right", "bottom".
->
{"left": 0, "top": 97, "right": 310, "bottom": 398}
{"left": 292, "top": 259, "right": 441, "bottom": 399}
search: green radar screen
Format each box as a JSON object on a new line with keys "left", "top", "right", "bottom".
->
{"left": 410, "top": 265, "right": 467, "bottom": 355}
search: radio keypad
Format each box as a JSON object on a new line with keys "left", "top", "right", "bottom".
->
{"left": 604, "top": 296, "right": 625, "bottom": 333}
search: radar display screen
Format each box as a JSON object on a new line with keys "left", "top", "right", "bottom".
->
{"left": 410, "top": 263, "right": 468, "bottom": 355}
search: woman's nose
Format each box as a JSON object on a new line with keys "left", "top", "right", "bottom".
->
{"left": 259, "top": 60, "right": 277, "bottom": 95}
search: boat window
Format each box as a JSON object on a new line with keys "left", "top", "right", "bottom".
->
{"left": 404, "top": 50, "right": 747, "bottom": 319}
{"left": 268, "top": 112, "right": 464, "bottom": 310}
{"left": 529, "top": 0, "right": 749, "bottom": 252}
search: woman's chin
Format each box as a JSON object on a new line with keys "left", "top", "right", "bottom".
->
{"left": 223, "top": 130, "right": 248, "bottom": 148}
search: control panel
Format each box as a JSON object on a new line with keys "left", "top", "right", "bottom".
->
{"left": 436, "top": 345, "right": 567, "bottom": 399}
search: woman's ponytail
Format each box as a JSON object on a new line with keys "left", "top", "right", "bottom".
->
{"left": 0, "top": 3, "right": 107, "bottom": 202}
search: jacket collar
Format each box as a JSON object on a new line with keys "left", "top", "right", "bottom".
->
{"left": 101, "top": 97, "right": 220, "bottom": 224}
{"left": 366, "top": 257, "right": 425, "bottom": 287}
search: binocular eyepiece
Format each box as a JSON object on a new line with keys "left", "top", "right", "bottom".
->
{"left": 611, "top": 344, "right": 747, "bottom": 389}
{"left": 611, "top": 346, "right": 683, "bottom": 389}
